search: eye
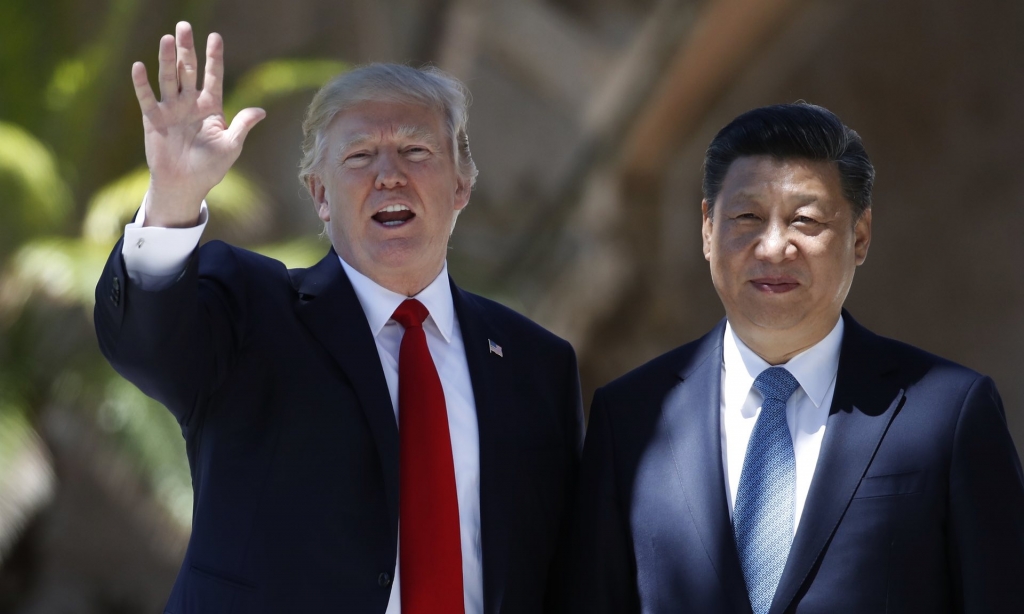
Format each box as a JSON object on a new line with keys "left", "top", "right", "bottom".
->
{"left": 404, "top": 146, "right": 432, "bottom": 160}
{"left": 735, "top": 212, "right": 761, "bottom": 221}
{"left": 794, "top": 215, "right": 818, "bottom": 224}
{"left": 343, "top": 152, "right": 372, "bottom": 167}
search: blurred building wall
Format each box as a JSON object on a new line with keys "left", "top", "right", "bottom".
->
{"left": 576, "top": 0, "right": 1024, "bottom": 452}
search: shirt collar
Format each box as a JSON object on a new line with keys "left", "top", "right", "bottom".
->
{"left": 337, "top": 256, "right": 454, "bottom": 343}
{"left": 723, "top": 316, "right": 844, "bottom": 408}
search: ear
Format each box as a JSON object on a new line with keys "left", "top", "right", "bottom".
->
{"left": 453, "top": 174, "right": 471, "bottom": 212}
{"left": 854, "top": 206, "right": 872, "bottom": 266}
{"left": 309, "top": 175, "right": 330, "bottom": 222}
{"left": 701, "top": 199, "right": 713, "bottom": 262}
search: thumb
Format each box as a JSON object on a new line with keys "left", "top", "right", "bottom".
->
{"left": 227, "top": 107, "right": 267, "bottom": 146}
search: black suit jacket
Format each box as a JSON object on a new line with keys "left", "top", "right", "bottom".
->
{"left": 95, "top": 240, "right": 584, "bottom": 613}
{"left": 566, "top": 313, "right": 1024, "bottom": 613}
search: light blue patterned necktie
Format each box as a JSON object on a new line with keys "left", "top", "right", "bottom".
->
{"left": 733, "top": 366, "right": 801, "bottom": 614}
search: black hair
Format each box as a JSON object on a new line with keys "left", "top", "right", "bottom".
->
{"left": 702, "top": 103, "right": 874, "bottom": 217}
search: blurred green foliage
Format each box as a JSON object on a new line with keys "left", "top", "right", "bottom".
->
{"left": 225, "top": 59, "right": 349, "bottom": 120}
{"left": 0, "top": 404, "right": 32, "bottom": 474}
{"left": 0, "top": 122, "right": 73, "bottom": 262}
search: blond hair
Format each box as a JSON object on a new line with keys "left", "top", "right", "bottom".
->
{"left": 298, "top": 64, "right": 478, "bottom": 190}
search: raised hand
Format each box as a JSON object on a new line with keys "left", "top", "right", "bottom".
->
{"left": 132, "top": 22, "right": 265, "bottom": 227}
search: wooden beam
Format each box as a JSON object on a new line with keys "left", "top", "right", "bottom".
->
{"left": 482, "top": 0, "right": 613, "bottom": 112}
{"left": 621, "top": 0, "right": 809, "bottom": 181}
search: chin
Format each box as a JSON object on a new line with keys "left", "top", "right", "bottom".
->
{"left": 372, "top": 239, "right": 421, "bottom": 262}
{"left": 741, "top": 306, "right": 808, "bottom": 331}
{"left": 376, "top": 242, "right": 446, "bottom": 273}
{"left": 370, "top": 253, "right": 419, "bottom": 273}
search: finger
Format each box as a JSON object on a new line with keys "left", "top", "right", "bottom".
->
{"left": 203, "top": 32, "right": 225, "bottom": 102}
{"left": 176, "top": 21, "right": 198, "bottom": 93}
{"left": 157, "top": 34, "right": 178, "bottom": 100}
{"left": 131, "top": 62, "right": 159, "bottom": 115}
{"left": 226, "top": 107, "right": 267, "bottom": 146}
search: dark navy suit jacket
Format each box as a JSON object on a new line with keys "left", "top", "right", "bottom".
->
{"left": 566, "top": 313, "right": 1024, "bottom": 613}
{"left": 95, "top": 240, "right": 583, "bottom": 613}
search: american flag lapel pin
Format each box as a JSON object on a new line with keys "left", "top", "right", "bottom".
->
{"left": 488, "top": 339, "right": 503, "bottom": 357}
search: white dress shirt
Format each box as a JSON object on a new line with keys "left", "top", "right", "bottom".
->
{"left": 121, "top": 198, "right": 484, "bottom": 614}
{"left": 720, "top": 318, "right": 844, "bottom": 534}
{"left": 341, "top": 258, "right": 483, "bottom": 614}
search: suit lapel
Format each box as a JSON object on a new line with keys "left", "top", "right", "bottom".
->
{"left": 769, "top": 313, "right": 905, "bottom": 614}
{"left": 292, "top": 250, "right": 401, "bottom": 546}
{"left": 664, "top": 321, "right": 754, "bottom": 614}
{"left": 450, "top": 280, "right": 509, "bottom": 614}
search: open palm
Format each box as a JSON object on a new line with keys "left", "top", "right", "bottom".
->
{"left": 133, "top": 22, "right": 265, "bottom": 227}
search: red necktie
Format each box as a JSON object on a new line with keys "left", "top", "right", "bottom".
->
{"left": 393, "top": 299, "right": 465, "bottom": 613}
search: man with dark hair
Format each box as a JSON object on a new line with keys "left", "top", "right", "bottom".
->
{"left": 94, "top": 22, "right": 582, "bottom": 613}
{"left": 565, "top": 102, "right": 1024, "bottom": 613}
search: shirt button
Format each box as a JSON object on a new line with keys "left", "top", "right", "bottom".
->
{"left": 378, "top": 572, "right": 392, "bottom": 587}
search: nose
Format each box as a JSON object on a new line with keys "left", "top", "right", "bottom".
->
{"left": 754, "top": 219, "right": 797, "bottom": 263}
{"left": 374, "top": 151, "right": 407, "bottom": 190}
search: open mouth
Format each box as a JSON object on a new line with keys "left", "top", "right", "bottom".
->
{"left": 372, "top": 204, "right": 415, "bottom": 227}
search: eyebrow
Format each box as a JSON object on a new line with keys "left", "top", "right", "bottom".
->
{"left": 335, "top": 125, "right": 444, "bottom": 155}
{"left": 730, "top": 189, "right": 825, "bottom": 204}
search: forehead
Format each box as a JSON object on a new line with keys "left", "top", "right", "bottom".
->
{"left": 719, "top": 155, "right": 845, "bottom": 205}
{"left": 325, "top": 100, "right": 447, "bottom": 149}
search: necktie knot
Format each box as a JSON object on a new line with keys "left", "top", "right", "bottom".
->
{"left": 753, "top": 366, "right": 800, "bottom": 404}
{"left": 392, "top": 298, "right": 429, "bottom": 329}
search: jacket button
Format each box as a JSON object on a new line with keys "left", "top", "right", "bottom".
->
{"left": 378, "top": 572, "right": 392, "bottom": 587}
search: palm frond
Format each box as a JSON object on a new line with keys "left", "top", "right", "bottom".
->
{"left": 250, "top": 236, "right": 329, "bottom": 269}
{"left": 224, "top": 59, "right": 349, "bottom": 119}
{"left": 82, "top": 167, "right": 151, "bottom": 243}
{"left": 0, "top": 238, "right": 111, "bottom": 318}
{"left": 0, "top": 410, "right": 56, "bottom": 561}
{"left": 83, "top": 167, "right": 271, "bottom": 244}
{"left": 97, "top": 377, "right": 192, "bottom": 528}
{"left": 0, "top": 121, "right": 72, "bottom": 233}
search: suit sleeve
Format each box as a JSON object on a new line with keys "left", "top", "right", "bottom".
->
{"left": 94, "top": 238, "right": 247, "bottom": 429}
{"left": 948, "top": 375, "right": 1024, "bottom": 612}
{"left": 563, "top": 389, "right": 641, "bottom": 614}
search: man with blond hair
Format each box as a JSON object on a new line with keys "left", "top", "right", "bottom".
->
{"left": 95, "top": 22, "right": 582, "bottom": 613}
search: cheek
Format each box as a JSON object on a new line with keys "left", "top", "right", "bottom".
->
{"left": 716, "top": 223, "right": 760, "bottom": 251}
{"left": 805, "top": 242, "right": 856, "bottom": 289}
{"left": 709, "top": 252, "right": 741, "bottom": 293}
{"left": 331, "top": 182, "right": 369, "bottom": 212}
{"left": 332, "top": 170, "right": 374, "bottom": 195}
{"left": 713, "top": 234, "right": 754, "bottom": 273}
{"left": 412, "top": 166, "right": 458, "bottom": 199}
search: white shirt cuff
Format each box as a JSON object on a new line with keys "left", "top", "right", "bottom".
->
{"left": 121, "top": 193, "right": 208, "bottom": 291}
